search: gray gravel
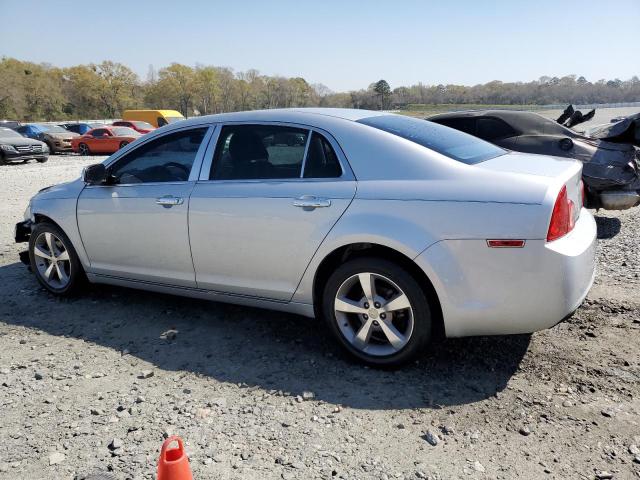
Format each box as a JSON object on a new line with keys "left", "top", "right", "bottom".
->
{"left": 0, "top": 156, "right": 639, "bottom": 480}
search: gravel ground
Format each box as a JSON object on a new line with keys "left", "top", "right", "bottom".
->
{"left": 0, "top": 156, "right": 639, "bottom": 480}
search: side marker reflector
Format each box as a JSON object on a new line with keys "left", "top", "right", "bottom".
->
{"left": 487, "top": 240, "right": 525, "bottom": 248}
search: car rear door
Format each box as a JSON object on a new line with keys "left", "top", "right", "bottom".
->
{"left": 189, "top": 123, "right": 356, "bottom": 301}
{"left": 77, "top": 125, "right": 212, "bottom": 287}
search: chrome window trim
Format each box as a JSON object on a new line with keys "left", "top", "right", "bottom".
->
{"left": 103, "top": 122, "right": 215, "bottom": 168}
{"left": 197, "top": 120, "right": 354, "bottom": 183}
{"left": 299, "top": 130, "right": 313, "bottom": 179}
{"left": 196, "top": 125, "right": 222, "bottom": 181}
{"left": 88, "top": 124, "right": 215, "bottom": 188}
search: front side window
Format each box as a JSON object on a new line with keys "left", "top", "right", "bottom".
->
{"left": 110, "top": 127, "right": 207, "bottom": 184}
{"left": 210, "top": 125, "right": 309, "bottom": 180}
{"left": 92, "top": 129, "right": 110, "bottom": 137}
{"left": 358, "top": 115, "right": 505, "bottom": 165}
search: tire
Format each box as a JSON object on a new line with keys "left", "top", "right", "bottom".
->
{"left": 28, "top": 222, "right": 86, "bottom": 296}
{"left": 119, "top": 141, "right": 129, "bottom": 149}
{"left": 45, "top": 141, "right": 55, "bottom": 154}
{"left": 78, "top": 143, "right": 90, "bottom": 156}
{"left": 321, "top": 257, "right": 432, "bottom": 368}
{"left": 36, "top": 155, "right": 49, "bottom": 163}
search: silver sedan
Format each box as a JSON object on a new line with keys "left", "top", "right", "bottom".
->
{"left": 15, "top": 109, "right": 597, "bottom": 367}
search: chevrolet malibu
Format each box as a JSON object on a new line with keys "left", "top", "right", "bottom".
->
{"left": 15, "top": 109, "right": 597, "bottom": 367}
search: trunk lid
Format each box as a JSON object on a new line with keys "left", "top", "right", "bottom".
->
{"left": 477, "top": 152, "right": 583, "bottom": 227}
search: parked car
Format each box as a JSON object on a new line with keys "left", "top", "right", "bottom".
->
{"left": 15, "top": 124, "right": 79, "bottom": 153}
{"left": 112, "top": 120, "right": 155, "bottom": 134}
{"left": 0, "top": 127, "right": 49, "bottom": 164}
{"left": 428, "top": 110, "right": 640, "bottom": 210}
{"left": 586, "top": 112, "right": 640, "bottom": 148}
{"left": 15, "top": 109, "right": 596, "bottom": 367}
{"left": 60, "top": 123, "right": 108, "bottom": 135}
{"left": 122, "top": 109, "right": 185, "bottom": 128}
{"left": 71, "top": 126, "right": 141, "bottom": 155}
{"left": 0, "top": 120, "right": 21, "bottom": 130}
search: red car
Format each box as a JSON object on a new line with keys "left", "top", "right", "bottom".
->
{"left": 71, "top": 126, "right": 141, "bottom": 155}
{"left": 112, "top": 120, "right": 156, "bottom": 134}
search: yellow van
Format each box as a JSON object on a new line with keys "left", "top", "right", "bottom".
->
{"left": 122, "top": 110, "right": 185, "bottom": 128}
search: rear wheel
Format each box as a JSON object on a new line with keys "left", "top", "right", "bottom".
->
{"left": 78, "top": 143, "right": 90, "bottom": 156}
{"left": 29, "top": 222, "right": 86, "bottom": 296}
{"left": 321, "top": 257, "right": 432, "bottom": 368}
{"left": 119, "top": 141, "right": 129, "bottom": 149}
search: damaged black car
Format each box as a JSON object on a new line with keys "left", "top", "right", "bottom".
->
{"left": 428, "top": 110, "right": 640, "bottom": 210}
{"left": 586, "top": 112, "right": 640, "bottom": 148}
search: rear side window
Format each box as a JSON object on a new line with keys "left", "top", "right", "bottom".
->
{"left": 210, "top": 125, "right": 309, "bottom": 180}
{"left": 303, "top": 132, "right": 342, "bottom": 178}
{"left": 110, "top": 127, "right": 207, "bottom": 184}
{"left": 433, "top": 117, "right": 476, "bottom": 135}
{"left": 358, "top": 115, "right": 505, "bottom": 165}
{"left": 476, "top": 117, "right": 517, "bottom": 141}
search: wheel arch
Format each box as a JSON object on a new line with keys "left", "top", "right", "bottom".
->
{"left": 311, "top": 242, "right": 445, "bottom": 339}
{"left": 31, "top": 203, "right": 91, "bottom": 269}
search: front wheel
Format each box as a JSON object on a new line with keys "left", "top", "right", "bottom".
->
{"left": 29, "top": 222, "right": 86, "bottom": 296}
{"left": 36, "top": 155, "right": 49, "bottom": 163}
{"left": 321, "top": 257, "right": 432, "bottom": 368}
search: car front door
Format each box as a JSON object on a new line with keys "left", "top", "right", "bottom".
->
{"left": 89, "top": 129, "right": 112, "bottom": 153}
{"left": 77, "top": 125, "right": 212, "bottom": 287}
{"left": 189, "top": 123, "right": 356, "bottom": 301}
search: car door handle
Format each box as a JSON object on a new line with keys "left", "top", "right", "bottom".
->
{"left": 292, "top": 195, "right": 331, "bottom": 209}
{"left": 156, "top": 195, "right": 184, "bottom": 207}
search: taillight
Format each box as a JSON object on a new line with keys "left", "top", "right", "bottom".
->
{"left": 547, "top": 185, "right": 575, "bottom": 242}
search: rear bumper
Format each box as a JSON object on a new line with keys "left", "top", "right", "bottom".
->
{"left": 415, "top": 209, "right": 597, "bottom": 337}
{"left": 598, "top": 189, "right": 640, "bottom": 210}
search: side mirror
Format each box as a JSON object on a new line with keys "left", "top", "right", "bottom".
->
{"left": 559, "top": 138, "right": 574, "bottom": 151}
{"left": 83, "top": 163, "right": 107, "bottom": 184}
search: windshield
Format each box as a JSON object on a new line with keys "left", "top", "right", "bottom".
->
{"left": 357, "top": 115, "right": 506, "bottom": 165}
{"left": 165, "top": 116, "right": 184, "bottom": 124}
{"left": 112, "top": 127, "right": 140, "bottom": 137}
{"left": 40, "top": 125, "right": 69, "bottom": 134}
{"left": 132, "top": 121, "right": 154, "bottom": 129}
{"left": 0, "top": 128, "right": 23, "bottom": 139}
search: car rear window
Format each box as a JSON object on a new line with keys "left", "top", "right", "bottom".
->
{"left": 357, "top": 115, "right": 506, "bottom": 165}
{"left": 112, "top": 127, "right": 140, "bottom": 136}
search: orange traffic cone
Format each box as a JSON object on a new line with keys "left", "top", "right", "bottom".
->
{"left": 157, "top": 436, "right": 193, "bottom": 480}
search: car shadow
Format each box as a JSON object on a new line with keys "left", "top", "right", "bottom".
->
{"left": 0, "top": 261, "right": 530, "bottom": 410}
{"left": 595, "top": 215, "right": 622, "bottom": 239}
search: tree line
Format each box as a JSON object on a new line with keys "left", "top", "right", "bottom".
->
{"left": 1, "top": 57, "right": 638, "bottom": 121}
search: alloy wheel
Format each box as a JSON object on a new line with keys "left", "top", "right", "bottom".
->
{"left": 79, "top": 144, "right": 89, "bottom": 155}
{"left": 33, "top": 232, "right": 71, "bottom": 289}
{"left": 334, "top": 272, "right": 414, "bottom": 356}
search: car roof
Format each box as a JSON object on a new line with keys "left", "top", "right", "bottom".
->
{"left": 429, "top": 109, "right": 577, "bottom": 137}
{"left": 169, "top": 108, "right": 389, "bottom": 130}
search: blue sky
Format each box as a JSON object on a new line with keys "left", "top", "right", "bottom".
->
{"left": 1, "top": 0, "right": 638, "bottom": 91}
